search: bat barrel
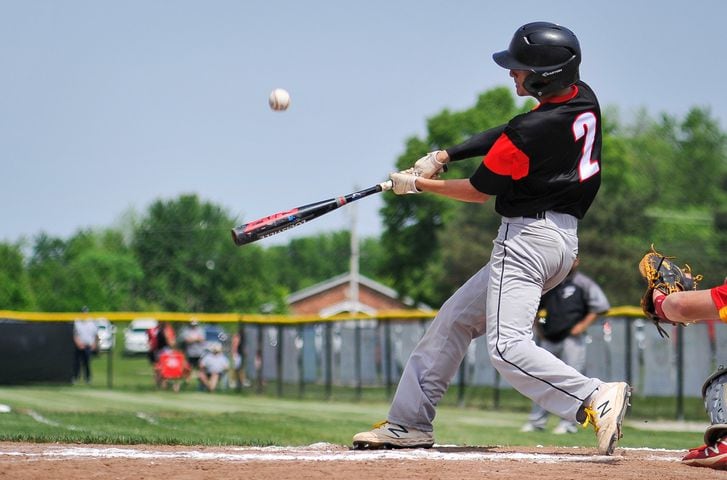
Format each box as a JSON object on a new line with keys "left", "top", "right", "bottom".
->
{"left": 232, "top": 180, "right": 390, "bottom": 247}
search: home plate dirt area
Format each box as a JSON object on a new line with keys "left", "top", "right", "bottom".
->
{"left": 0, "top": 442, "right": 720, "bottom": 480}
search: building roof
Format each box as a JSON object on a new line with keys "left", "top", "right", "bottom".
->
{"left": 286, "top": 272, "right": 421, "bottom": 309}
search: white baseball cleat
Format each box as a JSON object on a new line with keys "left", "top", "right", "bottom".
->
{"left": 352, "top": 421, "right": 434, "bottom": 450}
{"left": 520, "top": 422, "right": 545, "bottom": 433}
{"left": 583, "top": 382, "right": 631, "bottom": 455}
{"left": 552, "top": 421, "right": 579, "bottom": 435}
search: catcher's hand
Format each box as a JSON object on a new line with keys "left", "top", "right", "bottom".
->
{"left": 638, "top": 244, "right": 702, "bottom": 337}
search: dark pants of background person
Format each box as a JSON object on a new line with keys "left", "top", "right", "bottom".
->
{"left": 73, "top": 346, "right": 93, "bottom": 383}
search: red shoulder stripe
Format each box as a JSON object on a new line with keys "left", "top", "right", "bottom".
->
{"left": 483, "top": 134, "right": 530, "bottom": 180}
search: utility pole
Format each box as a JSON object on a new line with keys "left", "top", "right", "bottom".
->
{"left": 350, "top": 192, "right": 363, "bottom": 400}
{"left": 349, "top": 189, "right": 360, "bottom": 310}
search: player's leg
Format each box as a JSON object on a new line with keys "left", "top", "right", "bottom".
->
{"left": 198, "top": 370, "right": 210, "bottom": 391}
{"left": 208, "top": 373, "right": 220, "bottom": 392}
{"left": 82, "top": 347, "right": 92, "bottom": 383}
{"left": 388, "top": 263, "right": 490, "bottom": 427}
{"left": 72, "top": 348, "right": 82, "bottom": 382}
{"left": 522, "top": 339, "right": 562, "bottom": 432}
{"left": 486, "top": 214, "right": 629, "bottom": 454}
{"left": 554, "top": 335, "right": 587, "bottom": 434}
{"left": 561, "top": 334, "right": 587, "bottom": 377}
{"left": 352, "top": 264, "right": 490, "bottom": 449}
{"left": 486, "top": 216, "right": 596, "bottom": 421}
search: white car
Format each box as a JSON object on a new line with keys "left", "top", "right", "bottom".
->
{"left": 123, "top": 318, "right": 158, "bottom": 356}
{"left": 95, "top": 318, "right": 116, "bottom": 352}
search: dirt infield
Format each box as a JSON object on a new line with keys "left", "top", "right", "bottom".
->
{"left": 0, "top": 441, "right": 718, "bottom": 479}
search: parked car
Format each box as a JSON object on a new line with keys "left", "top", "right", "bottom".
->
{"left": 123, "top": 318, "right": 158, "bottom": 356}
{"left": 95, "top": 318, "right": 116, "bottom": 352}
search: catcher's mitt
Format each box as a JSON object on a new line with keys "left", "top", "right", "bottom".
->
{"left": 638, "top": 244, "right": 702, "bottom": 337}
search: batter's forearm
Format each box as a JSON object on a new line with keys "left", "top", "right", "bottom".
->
{"left": 414, "top": 178, "right": 490, "bottom": 203}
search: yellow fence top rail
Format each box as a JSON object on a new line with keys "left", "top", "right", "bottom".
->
{"left": 0, "top": 306, "right": 647, "bottom": 325}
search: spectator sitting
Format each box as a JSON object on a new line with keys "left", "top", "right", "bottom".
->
{"left": 154, "top": 348, "right": 191, "bottom": 393}
{"left": 198, "top": 342, "right": 229, "bottom": 392}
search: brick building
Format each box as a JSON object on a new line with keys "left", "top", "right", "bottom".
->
{"left": 287, "top": 272, "right": 425, "bottom": 316}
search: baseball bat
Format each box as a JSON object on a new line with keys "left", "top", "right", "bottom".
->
{"left": 231, "top": 180, "right": 393, "bottom": 246}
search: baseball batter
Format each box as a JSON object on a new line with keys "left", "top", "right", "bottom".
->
{"left": 353, "top": 22, "right": 631, "bottom": 456}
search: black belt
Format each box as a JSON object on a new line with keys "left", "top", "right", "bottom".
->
{"left": 524, "top": 211, "right": 547, "bottom": 219}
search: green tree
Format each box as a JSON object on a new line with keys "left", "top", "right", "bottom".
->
{"left": 641, "top": 108, "right": 727, "bottom": 289}
{"left": 264, "top": 231, "right": 392, "bottom": 297}
{"left": 133, "top": 194, "right": 281, "bottom": 312}
{"left": 64, "top": 230, "right": 143, "bottom": 311}
{"left": 0, "top": 242, "right": 34, "bottom": 309}
{"left": 267, "top": 232, "right": 352, "bottom": 293}
{"left": 26, "top": 230, "right": 144, "bottom": 311}
{"left": 27, "top": 234, "right": 72, "bottom": 311}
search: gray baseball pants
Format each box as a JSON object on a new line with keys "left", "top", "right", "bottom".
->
{"left": 387, "top": 212, "right": 602, "bottom": 431}
{"left": 527, "top": 334, "right": 588, "bottom": 429}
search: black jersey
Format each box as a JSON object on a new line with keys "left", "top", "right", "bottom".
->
{"left": 536, "top": 271, "right": 610, "bottom": 342}
{"left": 464, "top": 81, "right": 602, "bottom": 219}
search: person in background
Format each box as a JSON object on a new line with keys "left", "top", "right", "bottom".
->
{"left": 147, "top": 321, "right": 176, "bottom": 364}
{"left": 198, "top": 342, "right": 229, "bottom": 392}
{"left": 72, "top": 306, "right": 98, "bottom": 384}
{"left": 179, "top": 320, "right": 206, "bottom": 369}
{"left": 231, "top": 327, "right": 251, "bottom": 390}
{"left": 154, "top": 348, "right": 192, "bottom": 393}
{"left": 521, "top": 257, "right": 610, "bottom": 434}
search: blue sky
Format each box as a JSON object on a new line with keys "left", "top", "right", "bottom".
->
{"left": 2, "top": 1, "right": 726, "bottom": 246}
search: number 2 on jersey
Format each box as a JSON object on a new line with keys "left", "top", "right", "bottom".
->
{"left": 572, "top": 112, "right": 599, "bottom": 181}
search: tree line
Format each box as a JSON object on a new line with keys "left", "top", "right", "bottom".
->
{"left": 1, "top": 87, "right": 725, "bottom": 313}
{"left": 0, "top": 198, "right": 388, "bottom": 314}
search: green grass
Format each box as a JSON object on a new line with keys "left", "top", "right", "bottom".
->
{"left": 0, "top": 334, "right": 707, "bottom": 450}
{"left": 87, "top": 343, "right": 711, "bottom": 421}
{"left": 0, "top": 384, "right": 705, "bottom": 450}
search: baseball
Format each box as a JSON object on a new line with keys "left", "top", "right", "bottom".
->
{"left": 269, "top": 88, "right": 291, "bottom": 111}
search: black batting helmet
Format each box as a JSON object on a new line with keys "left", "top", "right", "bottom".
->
{"left": 493, "top": 22, "right": 581, "bottom": 98}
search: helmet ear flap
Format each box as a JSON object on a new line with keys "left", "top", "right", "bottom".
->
{"left": 522, "top": 55, "right": 580, "bottom": 97}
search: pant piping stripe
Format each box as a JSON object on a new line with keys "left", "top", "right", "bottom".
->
{"left": 494, "top": 223, "right": 585, "bottom": 403}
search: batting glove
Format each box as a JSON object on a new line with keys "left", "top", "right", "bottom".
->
{"left": 390, "top": 171, "right": 421, "bottom": 195}
{"left": 413, "top": 151, "right": 447, "bottom": 179}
